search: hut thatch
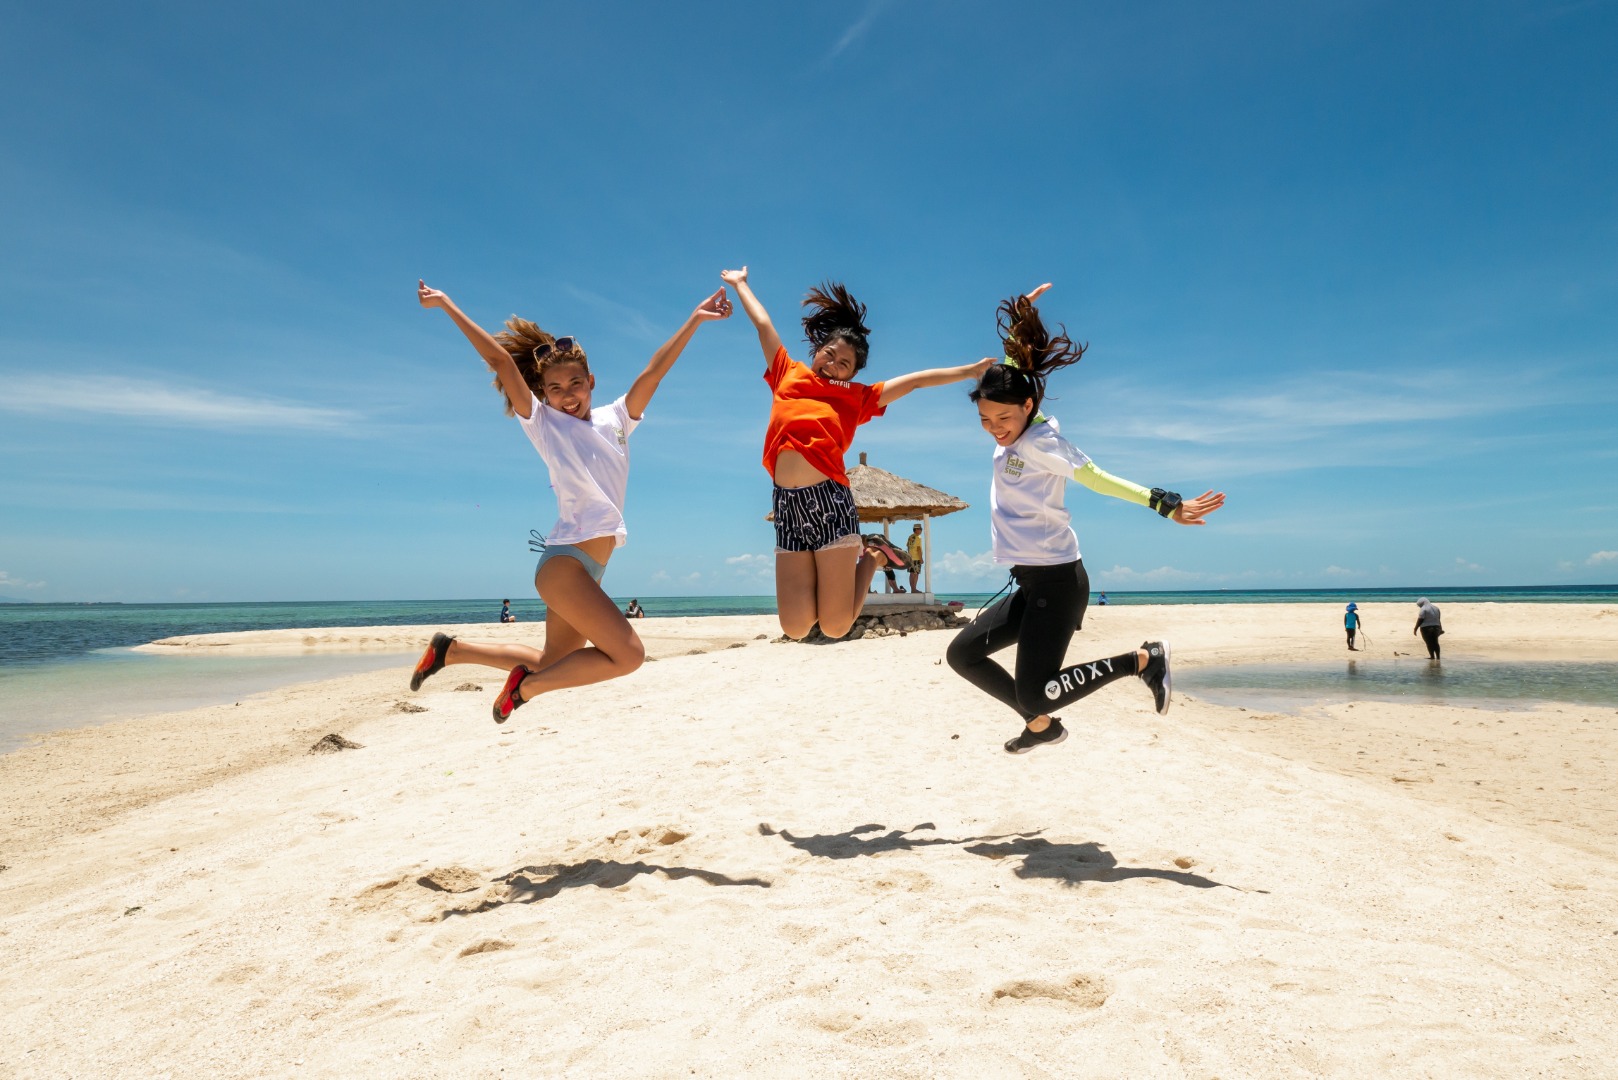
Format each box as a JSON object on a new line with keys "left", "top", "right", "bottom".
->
{"left": 844, "top": 459, "right": 968, "bottom": 523}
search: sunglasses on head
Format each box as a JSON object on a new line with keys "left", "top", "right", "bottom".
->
{"left": 532, "top": 336, "right": 579, "bottom": 361}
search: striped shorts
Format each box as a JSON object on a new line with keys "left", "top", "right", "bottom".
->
{"left": 772, "top": 479, "right": 862, "bottom": 553}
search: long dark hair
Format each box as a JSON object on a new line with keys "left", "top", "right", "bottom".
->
{"left": 970, "top": 294, "right": 1087, "bottom": 418}
{"left": 802, "top": 281, "right": 870, "bottom": 372}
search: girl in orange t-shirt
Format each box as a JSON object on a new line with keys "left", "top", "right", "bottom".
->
{"left": 720, "top": 265, "right": 989, "bottom": 640}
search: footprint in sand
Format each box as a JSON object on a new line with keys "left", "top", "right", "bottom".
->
{"left": 418, "top": 866, "right": 483, "bottom": 893}
{"left": 991, "top": 974, "right": 1110, "bottom": 1008}
{"left": 457, "top": 939, "right": 515, "bottom": 958}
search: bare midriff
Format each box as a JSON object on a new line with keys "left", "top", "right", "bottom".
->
{"left": 773, "top": 448, "right": 834, "bottom": 489}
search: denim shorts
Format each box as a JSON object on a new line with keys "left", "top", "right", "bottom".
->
{"left": 536, "top": 543, "right": 607, "bottom": 583}
{"left": 772, "top": 479, "right": 861, "bottom": 553}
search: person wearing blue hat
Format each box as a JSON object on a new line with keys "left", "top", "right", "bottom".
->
{"left": 1344, "top": 602, "right": 1363, "bottom": 650}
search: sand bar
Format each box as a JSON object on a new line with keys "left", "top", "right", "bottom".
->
{"left": 3, "top": 604, "right": 1617, "bottom": 1076}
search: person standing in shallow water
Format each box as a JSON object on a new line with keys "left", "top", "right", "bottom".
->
{"left": 1414, "top": 597, "right": 1444, "bottom": 659}
{"left": 944, "top": 284, "right": 1225, "bottom": 754}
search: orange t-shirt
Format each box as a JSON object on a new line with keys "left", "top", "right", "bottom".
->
{"left": 762, "top": 345, "right": 886, "bottom": 485}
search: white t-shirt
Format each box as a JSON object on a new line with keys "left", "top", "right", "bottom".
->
{"left": 989, "top": 416, "right": 1089, "bottom": 566}
{"left": 517, "top": 393, "right": 640, "bottom": 548}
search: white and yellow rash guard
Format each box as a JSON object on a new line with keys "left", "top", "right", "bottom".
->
{"left": 988, "top": 415, "right": 1153, "bottom": 567}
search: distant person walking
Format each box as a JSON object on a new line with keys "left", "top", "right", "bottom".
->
{"left": 1344, "top": 602, "right": 1361, "bottom": 650}
{"left": 1413, "top": 597, "right": 1443, "bottom": 659}
{"left": 906, "top": 524, "right": 925, "bottom": 594}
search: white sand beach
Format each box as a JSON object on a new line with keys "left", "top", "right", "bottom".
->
{"left": 3, "top": 603, "right": 1617, "bottom": 1077}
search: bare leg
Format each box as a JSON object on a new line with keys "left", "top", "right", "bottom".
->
{"left": 443, "top": 638, "right": 548, "bottom": 672}
{"left": 516, "top": 557, "right": 644, "bottom": 699}
{"left": 814, "top": 545, "right": 882, "bottom": 639}
{"left": 775, "top": 550, "right": 818, "bottom": 639}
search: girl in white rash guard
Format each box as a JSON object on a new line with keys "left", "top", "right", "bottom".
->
{"left": 945, "top": 285, "right": 1226, "bottom": 754}
{"left": 408, "top": 279, "right": 732, "bottom": 723}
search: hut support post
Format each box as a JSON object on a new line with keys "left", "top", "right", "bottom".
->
{"left": 923, "top": 514, "right": 933, "bottom": 600}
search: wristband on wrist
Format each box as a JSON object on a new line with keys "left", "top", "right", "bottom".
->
{"left": 1148, "top": 488, "right": 1182, "bottom": 518}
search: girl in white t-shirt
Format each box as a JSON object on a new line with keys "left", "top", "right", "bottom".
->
{"left": 409, "top": 279, "right": 732, "bottom": 722}
{"left": 945, "top": 285, "right": 1225, "bottom": 754}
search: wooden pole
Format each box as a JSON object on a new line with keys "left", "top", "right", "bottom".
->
{"left": 923, "top": 514, "right": 933, "bottom": 600}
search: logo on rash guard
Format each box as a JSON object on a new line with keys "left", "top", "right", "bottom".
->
{"left": 1004, "top": 454, "right": 1026, "bottom": 478}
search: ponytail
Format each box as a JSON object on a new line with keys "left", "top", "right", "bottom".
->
{"left": 970, "top": 294, "right": 1086, "bottom": 415}
{"left": 802, "top": 281, "right": 871, "bottom": 371}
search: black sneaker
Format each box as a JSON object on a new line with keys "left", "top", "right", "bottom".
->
{"left": 1139, "top": 640, "right": 1172, "bottom": 716}
{"left": 1004, "top": 718, "right": 1067, "bottom": 755}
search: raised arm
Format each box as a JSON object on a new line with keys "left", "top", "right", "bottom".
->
{"left": 877, "top": 357, "right": 995, "bottom": 408}
{"left": 624, "top": 288, "right": 732, "bottom": 419}
{"left": 417, "top": 280, "right": 533, "bottom": 420}
{"left": 719, "top": 266, "right": 783, "bottom": 368}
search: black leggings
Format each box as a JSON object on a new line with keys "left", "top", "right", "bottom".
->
{"left": 946, "top": 560, "right": 1139, "bottom": 722}
{"left": 1420, "top": 625, "right": 1441, "bottom": 658}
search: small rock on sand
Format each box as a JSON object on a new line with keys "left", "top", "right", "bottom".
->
{"left": 393, "top": 702, "right": 428, "bottom": 713}
{"left": 454, "top": 682, "right": 483, "bottom": 692}
{"left": 419, "top": 866, "right": 483, "bottom": 893}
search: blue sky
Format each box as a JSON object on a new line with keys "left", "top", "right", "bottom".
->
{"left": 2, "top": 1, "right": 1615, "bottom": 602}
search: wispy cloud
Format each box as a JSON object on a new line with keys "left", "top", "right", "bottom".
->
{"left": 560, "top": 284, "right": 665, "bottom": 343}
{"left": 933, "top": 549, "right": 1002, "bottom": 586}
{"left": 0, "top": 570, "right": 46, "bottom": 590}
{"left": 1588, "top": 550, "right": 1618, "bottom": 566}
{"left": 1453, "top": 556, "right": 1485, "bottom": 573}
{"left": 1, "top": 375, "right": 361, "bottom": 432}
{"left": 826, "top": 0, "right": 893, "bottom": 61}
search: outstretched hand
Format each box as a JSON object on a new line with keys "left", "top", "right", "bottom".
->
{"left": 1024, "top": 282, "right": 1053, "bottom": 303}
{"left": 720, "top": 266, "right": 749, "bottom": 287}
{"left": 694, "top": 287, "right": 733, "bottom": 321}
{"left": 1171, "top": 490, "right": 1225, "bottom": 526}
{"left": 969, "top": 356, "right": 997, "bottom": 379}
{"left": 417, "top": 279, "right": 449, "bottom": 310}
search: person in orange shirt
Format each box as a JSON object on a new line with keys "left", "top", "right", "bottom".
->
{"left": 720, "top": 266, "right": 989, "bottom": 640}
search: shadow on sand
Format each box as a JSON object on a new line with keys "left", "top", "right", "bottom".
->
{"left": 441, "top": 859, "right": 772, "bottom": 918}
{"left": 761, "top": 822, "right": 1232, "bottom": 890}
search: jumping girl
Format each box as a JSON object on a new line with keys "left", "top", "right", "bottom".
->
{"left": 945, "top": 285, "right": 1226, "bottom": 754}
{"left": 409, "top": 279, "right": 731, "bottom": 721}
{"left": 719, "top": 265, "right": 989, "bottom": 640}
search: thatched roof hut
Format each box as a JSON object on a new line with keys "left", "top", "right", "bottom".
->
{"left": 846, "top": 454, "right": 969, "bottom": 523}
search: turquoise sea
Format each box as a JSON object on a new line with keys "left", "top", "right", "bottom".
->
{"left": 2, "top": 586, "right": 1615, "bottom": 752}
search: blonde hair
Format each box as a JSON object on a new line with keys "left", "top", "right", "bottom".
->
{"left": 490, "top": 316, "right": 590, "bottom": 416}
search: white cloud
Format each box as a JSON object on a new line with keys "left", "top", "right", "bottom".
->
{"left": 932, "top": 549, "right": 1003, "bottom": 586}
{"left": 1323, "top": 565, "right": 1357, "bottom": 577}
{"left": 1454, "top": 557, "right": 1485, "bottom": 573}
{"left": 826, "top": 0, "right": 892, "bottom": 60}
{"left": 1, "top": 375, "right": 360, "bottom": 432}
{"left": 1587, "top": 550, "right": 1618, "bottom": 566}
{"left": 725, "top": 553, "right": 770, "bottom": 567}
{"left": 684, "top": 571, "right": 703, "bottom": 584}
{"left": 649, "top": 569, "right": 671, "bottom": 583}
{"left": 1096, "top": 564, "right": 1206, "bottom": 586}
{"left": 0, "top": 570, "right": 45, "bottom": 590}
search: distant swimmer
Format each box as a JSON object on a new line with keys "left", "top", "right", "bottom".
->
{"left": 409, "top": 279, "right": 730, "bottom": 721}
{"left": 943, "top": 284, "right": 1225, "bottom": 755}
{"left": 721, "top": 265, "right": 988, "bottom": 641}
{"left": 1413, "top": 597, "right": 1444, "bottom": 660}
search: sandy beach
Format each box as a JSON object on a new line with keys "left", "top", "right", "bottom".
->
{"left": 3, "top": 603, "right": 1617, "bottom": 1077}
